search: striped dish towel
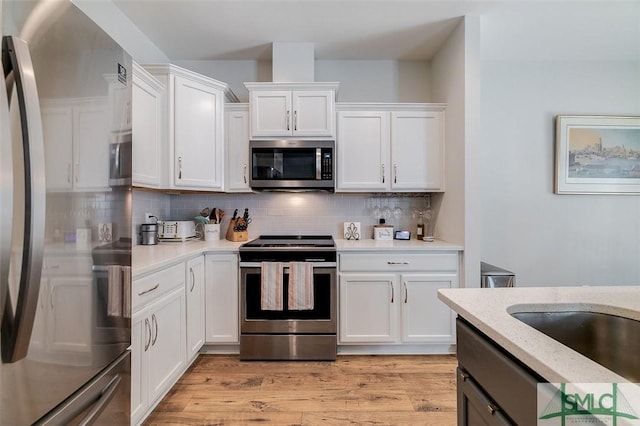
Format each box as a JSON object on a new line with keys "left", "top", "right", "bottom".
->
{"left": 288, "top": 262, "right": 314, "bottom": 310}
{"left": 261, "top": 262, "right": 284, "bottom": 311}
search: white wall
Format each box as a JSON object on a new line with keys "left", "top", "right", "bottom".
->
{"left": 480, "top": 59, "right": 640, "bottom": 286}
{"left": 73, "top": 0, "right": 168, "bottom": 63}
{"left": 173, "top": 59, "right": 432, "bottom": 103}
{"left": 431, "top": 16, "right": 482, "bottom": 287}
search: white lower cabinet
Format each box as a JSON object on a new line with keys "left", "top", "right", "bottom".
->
{"left": 186, "top": 255, "right": 205, "bottom": 361}
{"left": 131, "top": 263, "right": 186, "bottom": 425}
{"left": 204, "top": 254, "right": 239, "bottom": 343}
{"left": 338, "top": 251, "right": 459, "bottom": 352}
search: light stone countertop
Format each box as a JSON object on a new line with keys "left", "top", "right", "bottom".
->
{"left": 133, "top": 237, "right": 463, "bottom": 278}
{"left": 132, "top": 239, "right": 244, "bottom": 279}
{"left": 438, "top": 286, "right": 640, "bottom": 384}
{"left": 335, "top": 238, "right": 463, "bottom": 251}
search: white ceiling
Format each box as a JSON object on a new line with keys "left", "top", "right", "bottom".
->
{"left": 112, "top": 0, "right": 640, "bottom": 62}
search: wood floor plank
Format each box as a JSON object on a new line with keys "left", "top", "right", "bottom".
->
{"left": 144, "top": 354, "right": 458, "bottom": 425}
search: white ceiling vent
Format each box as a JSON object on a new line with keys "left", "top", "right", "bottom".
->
{"left": 272, "top": 42, "right": 314, "bottom": 82}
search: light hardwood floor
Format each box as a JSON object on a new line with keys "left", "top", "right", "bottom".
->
{"left": 144, "top": 354, "right": 458, "bottom": 425}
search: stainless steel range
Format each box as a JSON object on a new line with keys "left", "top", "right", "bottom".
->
{"left": 239, "top": 235, "right": 337, "bottom": 360}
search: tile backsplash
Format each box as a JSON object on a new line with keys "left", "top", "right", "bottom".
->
{"left": 132, "top": 190, "right": 434, "bottom": 244}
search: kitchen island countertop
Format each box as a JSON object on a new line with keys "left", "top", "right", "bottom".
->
{"left": 438, "top": 285, "right": 640, "bottom": 384}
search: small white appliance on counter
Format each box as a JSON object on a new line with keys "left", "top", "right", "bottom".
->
{"left": 158, "top": 220, "right": 197, "bottom": 241}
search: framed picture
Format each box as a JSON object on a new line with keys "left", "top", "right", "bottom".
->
{"left": 555, "top": 115, "right": 640, "bottom": 194}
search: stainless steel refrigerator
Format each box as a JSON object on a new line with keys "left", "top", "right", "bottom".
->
{"left": 2, "top": 1, "right": 132, "bottom": 424}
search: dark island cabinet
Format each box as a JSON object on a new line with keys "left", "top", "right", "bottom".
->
{"left": 456, "top": 318, "right": 545, "bottom": 426}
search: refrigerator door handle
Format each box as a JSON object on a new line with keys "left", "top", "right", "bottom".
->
{"left": 1, "top": 36, "right": 46, "bottom": 363}
{"left": 77, "top": 375, "right": 122, "bottom": 426}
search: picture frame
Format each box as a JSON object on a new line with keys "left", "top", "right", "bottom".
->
{"left": 555, "top": 115, "right": 640, "bottom": 194}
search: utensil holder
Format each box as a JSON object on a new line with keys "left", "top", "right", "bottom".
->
{"left": 226, "top": 218, "right": 249, "bottom": 242}
{"left": 204, "top": 223, "right": 221, "bottom": 241}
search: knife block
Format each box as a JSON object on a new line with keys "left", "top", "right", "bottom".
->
{"left": 226, "top": 218, "right": 249, "bottom": 242}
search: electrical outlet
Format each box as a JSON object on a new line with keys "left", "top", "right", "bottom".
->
{"left": 145, "top": 213, "right": 154, "bottom": 224}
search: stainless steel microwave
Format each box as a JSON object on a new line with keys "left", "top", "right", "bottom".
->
{"left": 249, "top": 140, "right": 335, "bottom": 191}
{"left": 109, "top": 132, "right": 132, "bottom": 187}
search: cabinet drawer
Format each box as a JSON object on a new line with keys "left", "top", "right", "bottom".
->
{"left": 43, "top": 256, "right": 92, "bottom": 276}
{"left": 133, "top": 262, "right": 185, "bottom": 311}
{"left": 339, "top": 252, "right": 458, "bottom": 272}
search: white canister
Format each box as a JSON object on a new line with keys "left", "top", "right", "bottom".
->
{"left": 204, "top": 223, "right": 221, "bottom": 241}
{"left": 373, "top": 224, "right": 394, "bottom": 240}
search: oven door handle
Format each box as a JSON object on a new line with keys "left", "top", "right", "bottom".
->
{"left": 239, "top": 262, "right": 336, "bottom": 269}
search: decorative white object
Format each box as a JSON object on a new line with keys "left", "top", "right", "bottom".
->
{"left": 204, "top": 224, "right": 221, "bottom": 241}
{"left": 373, "top": 225, "right": 394, "bottom": 241}
{"left": 98, "top": 223, "right": 112, "bottom": 243}
{"left": 343, "top": 222, "right": 361, "bottom": 240}
{"left": 76, "top": 228, "right": 91, "bottom": 246}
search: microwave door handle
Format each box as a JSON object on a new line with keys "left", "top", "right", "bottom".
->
{"left": 114, "top": 141, "right": 121, "bottom": 178}
{"left": 1, "top": 36, "right": 46, "bottom": 363}
{"left": 316, "top": 149, "right": 322, "bottom": 180}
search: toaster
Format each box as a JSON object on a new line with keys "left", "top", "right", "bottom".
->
{"left": 158, "top": 220, "right": 196, "bottom": 241}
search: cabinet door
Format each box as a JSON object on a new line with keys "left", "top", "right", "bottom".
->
{"left": 336, "top": 111, "right": 390, "bottom": 191}
{"left": 225, "top": 106, "right": 251, "bottom": 192}
{"left": 73, "top": 100, "right": 110, "bottom": 190}
{"left": 41, "top": 104, "right": 73, "bottom": 190}
{"left": 47, "top": 277, "right": 91, "bottom": 355}
{"left": 131, "top": 309, "right": 150, "bottom": 425}
{"left": 401, "top": 273, "right": 457, "bottom": 343}
{"left": 204, "top": 254, "right": 239, "bottom": 343}
{"left": 147, "top": 287, "right": 186, "bottom": 404}
{"left": 250, "top": 90, "right": 291, "bottom": 137}
{"left": 292, "top": 91, "right": 334, "bottom": 137}
{"left": 457, "top": 368, "right": 512, "bottom": 426}
{"left": 186, "top": 256, "right": 205, "bottom": 361}
{"left": 391, "top": 111, "right": 444, "bottom": 191}
{"left": 174, "top": 75, "right": 223, "bottom": 189}
{"left": 339, "top": 274, "right": 399, "bottom": 343}
{"left": 132, "top": 66, "right": 163, "bottom": 188}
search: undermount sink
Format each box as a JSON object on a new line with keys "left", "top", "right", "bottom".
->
{"left": 511, "top": 310, "right": 640, "bottom": 382}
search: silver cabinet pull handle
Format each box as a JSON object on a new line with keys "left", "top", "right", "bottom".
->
{"left": 394, "top": 164, "right": 397, "bottom": 184}
{"left": 286, "top": 110, "right": 290, "bottom": 131}
{"left": 138, "top": 283, "right": 159, "bottom": 296}
{"left": 404, "top": 282, "right": 408, "bottom": 303}
{"left": 75, "top": 161, "right": 79, "bottom": 183}
{"left": 144, "top": 318, "right": 151, "bottom": 351}
{"left": 178, "top": 156, "right": 183, "bottom": 179}
{"left": 190, "top": 267, "right": 195, "bottom": 292}
{"left": 294, "top": 110, "right": 297, "bottom": 131}
{"left": 151, "top": 313, "right": 158, "bottom": 345}
{"left": 67, "top": 163, "right": 72, "bottom": 183}
{"left": 390, "top": 282, "right": 394, "bottom": 303}
{"left": 243, "top": 164, "right": 247, "bottom": 183}
{"left": 387, "top": 261, "right": 409, "bottom": 265}
{"left": 382, "top": 164, "right": 385, "bottom": 183}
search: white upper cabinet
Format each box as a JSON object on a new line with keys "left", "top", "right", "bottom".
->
{"left": 41, "top": 98, "right": 109, "bottom": 192}
{"left": 144, "top": 64, "right": 227, "bottom": 191}
{"left": 225, "top": 103, "right": 251, "bottom": 192}
{"left": 336, "top": 104, "right": 445, "bottom": 193}
{"left": 132, "top": 62, "right": 164, "bottom": 188}
{"left": 245, "top": 82, "right": 338, "bottom": 139}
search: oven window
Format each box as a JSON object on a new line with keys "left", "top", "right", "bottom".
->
{"left": 252, "top": 148, "right": 316, "bottom": 180}
{"left": 244, "top": 271, "right": 332, "bottom": 320}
